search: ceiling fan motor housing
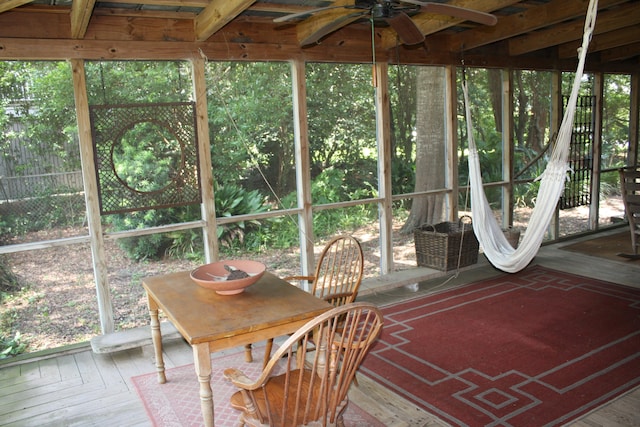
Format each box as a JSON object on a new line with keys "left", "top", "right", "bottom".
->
{"left": 354, "top": 0, "right": 420, "bottom": 18}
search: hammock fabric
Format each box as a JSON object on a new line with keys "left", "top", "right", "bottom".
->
{"left": 465, "top": 0, "right": 599, "bottom": 273}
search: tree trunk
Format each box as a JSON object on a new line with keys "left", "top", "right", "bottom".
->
{"left": 401, "top": 67, "right": 446, "bottom": 234}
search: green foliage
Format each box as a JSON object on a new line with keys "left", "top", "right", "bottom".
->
{"left": 0, "top": 257, "right": 20, "bottom": 294}
{"left": 85, "top": 61, "right": 191, "bottom": 105}
{"left": 515, "top": 180, "right": 541, "bottom": 208}
{"left": 251, "top": 167, "right": 378, "bottom": 249}
{"left": 109, "top": 204, "right": 198, "bottom": 261}
{"left": 599, "top": 170, "right": 620, "bottom": 198}
{"left": 214, "top": 183, "right": 269, "bottom": 247}
{"left": 391, "top": 158, "right": 415, "bottom": 198}
{"left": 310, "top": 166, "right": 377, "bottom": 235}
{"left": 0, "top": 62, "right": 79, "bottom": 173}
{"left": 0, "top": 331, "right": 28, "bottom": 359}
{"left": 2, "top": 60, "right": 635, "bottom": 261}
{"left": 307, "top": 64, "right": 377, "bottom": 179}
{"left": 206, "top": 62, "right": 295, "bottom": 199}
{"left": 165, "top": 230, "right": 204, "bottom": 262}
{"left": 107, "top": 209, "right": 181, "bottom": 261}
{"left": 601, "top": 74, "right": 632, "bottom": 168}
{"left": 389, "top": 65, "right": 417, "bottom": 177}
{"left": 107, "top": 183, "right": 270, "bottom": 260}
{"left": 2, "top": 190, "right": 85, "bottom": 237}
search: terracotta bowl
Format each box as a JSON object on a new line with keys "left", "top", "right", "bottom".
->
{"left": 190, "top": 260, "right": 266, "bottom": 295}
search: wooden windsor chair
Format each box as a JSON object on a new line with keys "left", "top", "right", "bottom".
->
{"left": 619, "top": 167, "right": 640, "bottom": 257}
{"left": 286, "top": 235, "right": 364, "bottom": 306}
{"left": 224, "top": 302, "right": 383, "bottom": 427}
{"left": 245, "top": 235, "right": 364, "bottom": 367}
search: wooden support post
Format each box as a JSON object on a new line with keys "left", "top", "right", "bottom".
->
{"left": 501, "top": 69, "right": 514, "bottom": 228}
{"left": 549, "top": 70, "right": 562, "bottom": 240}
{"left": 375, "top": 61, "right": 393, "bottom": 275}
{"left": 590, "top": 72, "right": 604, "bottom": 230}
{"left": 629, "top": 73, "right": 639, "bottom": 167}
{"left": 191, "top": 57, "right": 218, "bottom": 263}
{"left": 445, "top": 65, "right": 459, "bottom": 220}
{"left": 70, "top": 59, "right": 114, "bottom": 334}
{"left": 291, "top": 59, "right": 314, "bottom": 284}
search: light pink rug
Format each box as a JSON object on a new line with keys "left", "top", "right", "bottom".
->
{"left": 132, "top": 348, "right": 382, "bottom": 426}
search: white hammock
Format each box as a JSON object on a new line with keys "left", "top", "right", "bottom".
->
{"left": 465, "top": 0, "right": 599, "bottom": 273}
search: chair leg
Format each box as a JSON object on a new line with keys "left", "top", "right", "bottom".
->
{"left": 262, "top": 338, "right": 274, "bottom": 369}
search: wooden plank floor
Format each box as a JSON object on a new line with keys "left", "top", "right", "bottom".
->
{"left": 1, "top": 229, "right": 639, "bottom": 427}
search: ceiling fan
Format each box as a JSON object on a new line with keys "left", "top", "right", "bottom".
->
{"left": 275, "top": 0, "right": 498, "bottom": 46}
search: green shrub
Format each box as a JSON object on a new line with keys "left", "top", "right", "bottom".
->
{"left": 107, "top": 184, "right": 270, "bottom": 261}
{"left": 213, "top": 183, "right": 269, "bottom": 248}
{"left": 0, "top": 331, "right": 28, "bottom": 359}
{"left": 107, "top": 208, "right": 179, "bottom": 261}
{"left": 0, "top": 257, "right": 20, "bottom": 294}
{"left": 1, "top": 188, "right": 85, "bottom": 237}
{"left": 252, "top": 167, "right": 378, "bottom": 249}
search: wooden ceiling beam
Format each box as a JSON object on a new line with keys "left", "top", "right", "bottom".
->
{"left": 195, "top": 0, "right": 255, "bottom": 42}
{"left": 248, "top": 3, "right": 314, "bottom": 15}
{"left": 92, "top": 7, "right": 196, "bottom": 20}
{"left": 509, "top": 2, "right": 640, "bottom": 55}
{"left": 103, "top": 0, "right": 208, "bottom": 6}
{"left": 70, "top": 0, "right": 97, "bottom": 39}
{"left": 559, "top": 24, "right": 640, "bottom": 58}
{"left": 599, "top": 41, "right": 640, "bottom": 63}
{"left": 449, "top": 0, "right": 628, "bottom": 52}
{"left": 0, "top": 0, "right": 32, "bottom": 14}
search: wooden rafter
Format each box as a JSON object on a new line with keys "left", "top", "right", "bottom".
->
{"left": 449, "top": 0, "right": 628, "bottom": 52}
{"left": 509, "top": 1, "right": 640, "bottom": 55}
{"left": 105, "top": 0, "right": 208, "bottom": 6}
{"left": 600, "top": 41, "right": 640, "bottom": 62}
{"left": 195, "top": 0, "right": 255, "bottom": 42}
{"left": 0, "top": 0, "right": 32, "bottom": 14}
{"left": 558, "top": 23, "right": 640, "bottom": 58}
{"left": 71, "top": 0, "right": 97, "bottom": 39}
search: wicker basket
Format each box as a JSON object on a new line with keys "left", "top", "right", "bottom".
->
{"left": 414, "top": 216, "right": 479, "bottom": 271}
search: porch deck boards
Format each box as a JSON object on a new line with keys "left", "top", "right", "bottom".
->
{"left": 1, "top": 231, "right": 639, "bottom": 426}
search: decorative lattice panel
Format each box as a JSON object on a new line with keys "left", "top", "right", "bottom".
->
{"left": 90, "top": 102, "right": 201, "bottom": 214}
{"left": 560, "top": 95, "right": 594, "bottom": 210}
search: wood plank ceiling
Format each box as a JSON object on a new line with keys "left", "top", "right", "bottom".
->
{"left": 0, "top": 0, "right": 638, "bottom": 72}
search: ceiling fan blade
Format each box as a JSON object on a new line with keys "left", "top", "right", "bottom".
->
{"left": 299, "top": 11, "right": 366, "bottom": 46}
{"left": 386, "top": 12, "right": 425, "bottom": 45}
{"left": 401, "top": 1, "right": 498, "bottom": 26}
{"left": 274, "top": 5, "right": 349, "bottom": 23}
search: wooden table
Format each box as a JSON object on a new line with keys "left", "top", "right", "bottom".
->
{"left": 142, "top": 271, "right": 332, "bottom": 427}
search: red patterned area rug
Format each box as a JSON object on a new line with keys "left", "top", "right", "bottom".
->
{"left": 132, "top": 348, "right": 383, "bottom": 427}
{"left": 361, "top": 265, "right": 640, "bottom": 426}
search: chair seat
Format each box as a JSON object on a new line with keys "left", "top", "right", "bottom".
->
{"left": 226, "top": 303, "right": 382, "bottom": 427}
{"left": 229, "top": 368, "right": 347, "bottom": 426}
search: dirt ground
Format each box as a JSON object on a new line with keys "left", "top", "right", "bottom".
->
{"left": 0, "top": 197, "right": 625, "bottom": 354}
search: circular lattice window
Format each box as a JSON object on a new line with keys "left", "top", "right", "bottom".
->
{"left": 90, "top": 102, "right": 201, "bottom": 214}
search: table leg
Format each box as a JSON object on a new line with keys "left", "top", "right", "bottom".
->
{"left": 147, "top": 295, "right": 166, "bottom": 384}
{"left": 244, "top": 344, "right": 253, "bottom": 363}
{"left": 194, "top": 343, "right": 214, "bottom": 427}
